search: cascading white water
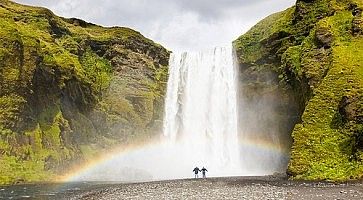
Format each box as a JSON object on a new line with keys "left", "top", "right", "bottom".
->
{"left": 163, "top": 45, "right": 242, "bottom": 176}
{"left": 72, "top": 44, "right": 289, "bottom": 182}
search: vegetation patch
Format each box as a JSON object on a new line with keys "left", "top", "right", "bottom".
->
{"left": 234, "top": 0, "right": 363, "bottom": 180}
{"left": 0, "top": 0, "right": 169, "bottom": 185}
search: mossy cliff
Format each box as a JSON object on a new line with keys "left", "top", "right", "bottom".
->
{"left": 234, "top": 0, "right": 363, "bottom": 180}
{"left": 0, "top": 0, "right": 169, "bottom": 184}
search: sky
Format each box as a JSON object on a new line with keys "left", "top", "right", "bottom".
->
{"left": 14, "top": 0, "right": 296, "bottom": 52}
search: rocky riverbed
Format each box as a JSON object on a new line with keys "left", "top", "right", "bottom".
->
{"left": 68, "top": 176, "right": 363, "bottom": 200}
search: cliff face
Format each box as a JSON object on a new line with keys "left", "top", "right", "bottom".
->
{"left": 234, "top": 0, "right": 363, "bottom": 180}
{"left": 0, "top": 0, "right": 169, "bottom": 184}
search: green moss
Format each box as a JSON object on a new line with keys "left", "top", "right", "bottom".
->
{"left": 39, "top": 106, "right": 63, "bottom": 148}
{"left": 0, "top": 94, "right": 26, "bottom": 128}
{"left": 235, "top": 0, "right": 363, "bottom": 180}
{"left": 0, "top": 106, "right": 76, "bottom": 184}
{"left": 25, "top": 124, "right": 42, "bottom": 151}
{"left": 80, "top": 49, "right": 112, "bottom": 93}
{"left": 0, "top": 0, "right": 169, "bottom": 185}
{"left": 0, "top": 127, "right": 50, "bottom": 185}
{"left": 281, "top": 46, "right": 303, "bottom": 81}
{"left": 147, "top": 65, "right": 168, "bottom": 98}
{"left": 290, "top": 36, "right": 363, "bottom": 180}
{"left": 233, "top": 7, "right": 294, "bottom": 63}
{"left": 0, "top": 155, "right": 53, "bottom": 185}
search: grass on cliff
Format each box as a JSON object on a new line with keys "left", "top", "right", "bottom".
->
{"left": 0, "top": 103, "right": 78, "bottom": 185}
{"left": 234, "top": 0, "right": 363, "bottom": 180}
{"left": 80, "top": 49, "right": 112, "bottom": 94}
{"left": 290, "top": 39, "right": 363, "bottom": 180}
{"left": 233, "top": 7, "right": 294, "bottom": 64}
{"left": 0, "top": 0, "right": 169, "bottom": 185}
{"left": 288, "top": 8, "right": 363, "bottom": 180}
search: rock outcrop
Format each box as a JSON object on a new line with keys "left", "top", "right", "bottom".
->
{"left": 0, "top": 0, "right": 169, "bottom": 184}
{"left": 234, "top": 0, "right": 363, "bottom": 180}
{"left": 2, "top": 0, "right": 363, "bottom": 184}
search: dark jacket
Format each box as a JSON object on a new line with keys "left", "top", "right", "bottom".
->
{"left": 193, "top": 167, "right": 200, "bottom": 174}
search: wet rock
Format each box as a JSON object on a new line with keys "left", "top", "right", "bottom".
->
{"left": 352, "top": 17, "right": 363, "bottom": 36}
{"left": 44, "top": 155, "right": 57, "bottom": 171}
{"left": 48, "top": 19, "right": 70, "bottom": 38}
{"left": 315, "top": 27, "right": 333, "bottom": 48}
{"left": 65, "top": 18, "right": 96, "bottom": 28}
{"left": 339, "top": 96, "right": 362, "bottom": 123}
{"left": 350, "top": 3, "right": 363, "bottom": 36}
{"left": 261, "top": 31, "right": 291, "bottom": 54}
{"left": 350, "top": 3, "right": 362, "bottom": 16}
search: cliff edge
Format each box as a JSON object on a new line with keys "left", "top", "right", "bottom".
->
{"left": 234, "top": 0, "right": 363, "bottom": 180}
{"left": 0, "top": 0, "right": 169, "bottom": 184}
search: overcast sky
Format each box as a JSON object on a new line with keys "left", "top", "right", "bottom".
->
{"left": 15, "top": 0, "right": 295, "bottom": 52}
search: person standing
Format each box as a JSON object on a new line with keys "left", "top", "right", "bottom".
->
{"left": 201, "top": 167, "right": 208, "bottom": 178}
{"left": 193, "top": 167, "right": 201, "bottom": 178}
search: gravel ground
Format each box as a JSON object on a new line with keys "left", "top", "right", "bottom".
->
{"left": 69, "top": 176, "right": 363, "bottom": 200}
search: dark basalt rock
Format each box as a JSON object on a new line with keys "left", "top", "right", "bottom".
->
{"left": 339, "top": 96, "right": 363, "bottom": 124}
{"left": 355, "top": 132, "right": 363, "bottom": 151}
{"left": 349, "top": 3, "right": 363, "bottom": 36}
{"left": 48, "top": 18, "right": 70, "bottom": 38}
{"left": 352, "top": 17, "right": 363, "bottom": 36}
{"left": 350, "top": 3, "right": 362, "bottom": 16}
{"left": 339, "top": 96, "right": 358, "bottom": 122}
{"left": 315, "top": 27, "right": 333, "bottom": 48}
{"left": 65, "top": 18, "right": 96, "bottom": 28}
{"left": 85, "top": 40, "right": 109, "bottom": 57}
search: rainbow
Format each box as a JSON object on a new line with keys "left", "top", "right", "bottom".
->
{"left": 59, "top": 136, "right": 290, "bottom": 183}
{"left": 58, "top": 138, "right": 162, "bottom": 182}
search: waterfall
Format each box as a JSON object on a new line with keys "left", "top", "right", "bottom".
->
{"left": 72, "top": 44, "right": 289, "bottom": 182}
{"left": 162, "top": 44, "right": 242, "bottom": 176}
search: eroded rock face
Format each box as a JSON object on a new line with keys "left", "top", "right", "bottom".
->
{"left": 339, "top": 96, "right": 363, "bottom": 123}
{"left": 353, "top": 17, "right": 363, "bottom": 36}
{"left": 315, "top": 27, "right": 333, "bottom": 48}
{"left": 0, "top": 0, "right": 169, "bottom": 184}
{"left": 339, "top": 95, "right": 363, "bottom": 159}
{"left": 351, "top": 3, "right": 363, "bottom": 36}
{"left": 234, "top": 0, "right": 363, "bottom": 180}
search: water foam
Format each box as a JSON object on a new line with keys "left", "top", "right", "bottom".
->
{"left": 69, "top": 44, "right": 288, "bottom": 182}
